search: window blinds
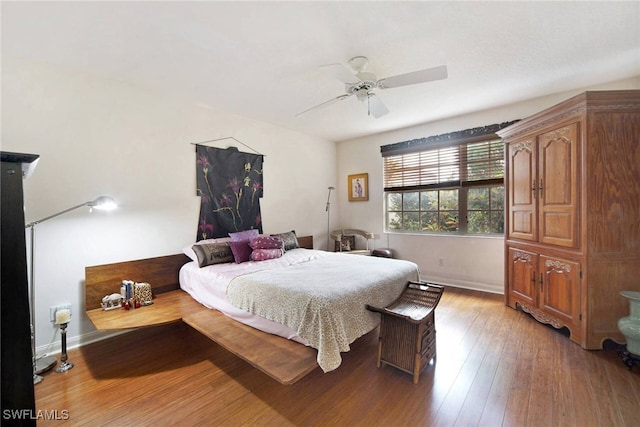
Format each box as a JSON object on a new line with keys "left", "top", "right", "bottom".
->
{"left": 382, "top": 139, "right": 505, "bottom": 191}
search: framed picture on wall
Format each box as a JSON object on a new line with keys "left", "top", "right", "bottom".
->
{"left": 348, "top": 173, "right": 368, "bottom": 201}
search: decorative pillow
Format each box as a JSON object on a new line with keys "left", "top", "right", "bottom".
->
{"left": 183, "top": 237, "right": 231, "bottom": 262}
{"left": 335, "top": 235, "right": 355, "bottom": 252}
{"left": 251, "top": 248, "right": 284, "bottom": 261}
{"left": 229, "top": 229, "right": 259, "bottom": 242}
{"left": 229, "top": 240, "right": 253, "bottom": 263}
{"left": 191, "top": 242, "right": 234, "bottom": 267}
{"left": 271, "top": 230, "right": 299, "bottom": 251}
{"left": 250, "top": 235, "right": 284, "bottom": 250}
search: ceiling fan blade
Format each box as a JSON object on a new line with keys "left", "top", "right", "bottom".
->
{"left": 295, "top": 94, "right": 351, "bottom": 117}
{"left": 378, "top": 65, "right": 448, "bottom": 89}
{"left": 367, "top": 94, "right": 389, "bottom": 118}
{"left": 320, "top": 63, "right": 360, "bottom": 84}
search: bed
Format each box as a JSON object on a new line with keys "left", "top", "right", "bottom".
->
{"left": 179, "top": 234, "right": 419, "bottom": 373}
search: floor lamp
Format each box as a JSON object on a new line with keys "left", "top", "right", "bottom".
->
{"left": 26, "top": 196, "right": 117, "bottom": 383}
{"left": 326, "top": 186, "right": 334, "bottom": 251}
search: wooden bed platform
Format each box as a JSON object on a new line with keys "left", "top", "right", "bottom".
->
{"left": 85, "top": 236, "right": 318, "bottom": 385}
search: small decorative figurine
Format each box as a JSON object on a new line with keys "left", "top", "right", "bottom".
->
{"left": 101, "top": 293, "right": 125, "bottom": 311}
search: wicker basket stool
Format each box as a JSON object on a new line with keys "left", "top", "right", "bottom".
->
{"left": 366, "top": 281, "right": 444, "bottom": 383}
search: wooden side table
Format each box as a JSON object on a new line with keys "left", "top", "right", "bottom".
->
{"left": 367, "top": 281, "right": 444, "bottom": 383}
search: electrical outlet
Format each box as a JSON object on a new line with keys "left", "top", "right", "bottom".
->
{"left": 438, "top": 258, "right": 444, "bottom": 267}
{"left": 50, "top": 304, "right": 72, "bottom": 322}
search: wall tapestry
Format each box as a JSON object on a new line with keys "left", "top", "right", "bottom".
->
{"left": 195, "top": 145, "right": 263, "bottom": 241}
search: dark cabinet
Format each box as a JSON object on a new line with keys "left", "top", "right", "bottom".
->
{"left": 2, "top": 152, "right": 39, "bottom": 426}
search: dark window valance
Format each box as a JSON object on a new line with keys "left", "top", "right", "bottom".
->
{"left": 380, "top": 120, "right": 519, "bottom": 157}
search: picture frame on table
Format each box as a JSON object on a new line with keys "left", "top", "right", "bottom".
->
{"left": 348, "top": 173, "right": 368, "bottom": 202}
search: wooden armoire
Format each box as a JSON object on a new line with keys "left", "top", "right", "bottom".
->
{"left": 497, "top": 90, "right": 640, "bottom": 349}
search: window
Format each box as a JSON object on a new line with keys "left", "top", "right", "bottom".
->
{"left": 381, "top": 122, "right": 516, "bottom": 235}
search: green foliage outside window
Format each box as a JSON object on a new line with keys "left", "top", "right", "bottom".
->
{"left": 386, "top": 186, "right": 503, "bottom": 234}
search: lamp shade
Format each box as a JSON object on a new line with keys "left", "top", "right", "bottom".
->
{"left": 87, "top": 196, "right": 117, "bottom": 211}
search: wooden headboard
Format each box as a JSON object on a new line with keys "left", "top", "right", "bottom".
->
{"left": 296, "top": 235, "right": 313, "bottom": 250}
{"left": 85, "top": 235, "right": 314, "bottom": 310}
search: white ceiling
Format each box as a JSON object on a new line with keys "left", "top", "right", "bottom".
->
{"left": 3, "top": 1, "right": 639, "bottom": 142}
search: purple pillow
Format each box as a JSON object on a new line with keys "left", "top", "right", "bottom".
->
{"left": 251, "top": 248, "right": 284, "bottom": 261}
{"left": 229, "top": 240, "right": 252, "bottom": 263}
{"left": 250, "top": 235, "right": 284, "bottom": 250}
{"left": 229, "top": 229, "right": 259, "bottom": 242}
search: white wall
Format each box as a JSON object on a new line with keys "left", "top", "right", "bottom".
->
{"left": 337, "top": 76, "right": 640, "bottom": 294}
{"left": 2, "top": 57, "right": 338, "bottom": 353}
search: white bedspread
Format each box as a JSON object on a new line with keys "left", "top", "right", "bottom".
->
{"left": 180, "top": 249, "right": 329, "bottom": 344}
{"left": 226, "top": 251, "right": 419, "bottom": 372}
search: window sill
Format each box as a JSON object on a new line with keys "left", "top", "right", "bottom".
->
{"left": 384, "top": 231, "right": 504, "bottom": 240}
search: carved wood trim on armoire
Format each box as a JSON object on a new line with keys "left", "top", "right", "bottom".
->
{"left": 498, "top": 90, "right": 640, "bottom": 349}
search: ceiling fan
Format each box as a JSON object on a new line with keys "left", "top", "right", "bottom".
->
{"left": 295, "top": 56, "right": 448, "bottom": 119}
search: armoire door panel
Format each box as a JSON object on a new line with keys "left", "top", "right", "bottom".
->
{"left": 538, "top": 123, "right": 579, "bottom": 248}
{"left": 541, "top": 212, "right": 573, "bottom": 240}
{"left": 508, "top": 139, "right": 537, "bottom": 241}
{"left": 508, "top": 247, "right": 537, "bottom": 305}
{"left": 511, "top": 211, "right": 534, "bottom": 236}
{"left": 539, "top": 256, "right": 580, "bottom": 325}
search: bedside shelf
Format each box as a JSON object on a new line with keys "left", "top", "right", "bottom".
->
{"left": 86, "top": 290, "right": 203, "bottom": 331}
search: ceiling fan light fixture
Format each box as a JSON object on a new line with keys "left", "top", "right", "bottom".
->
{"left": 367, "top": 94, "right": 390, "bottom": 118}
{"left": 355, "top": 88, "right": 369, "bottom": 102}
{"left": 348, "top": 56, "right": 368, "bottom": 73}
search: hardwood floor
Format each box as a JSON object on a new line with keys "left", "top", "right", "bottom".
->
{"left": 34, "top": 287, "right": 640, "bottom": 426}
